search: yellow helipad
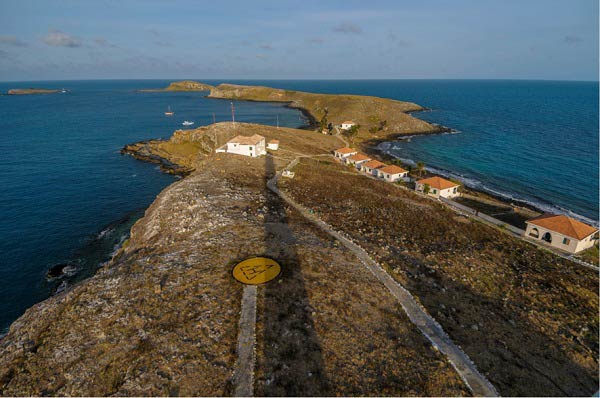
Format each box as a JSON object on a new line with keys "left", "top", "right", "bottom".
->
{"left": 232, "top": 257, "right": 281, "bottom": 285}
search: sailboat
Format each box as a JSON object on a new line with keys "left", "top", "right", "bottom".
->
{"left": 164, "top": 105, "right": 174, "bottom": 116}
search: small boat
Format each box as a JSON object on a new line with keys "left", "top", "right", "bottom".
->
{"left": 164, "top": 105, "right": 174, "bottom": 116}
{"left": 182, "top": 121, "right": 194, "bottom": 126}
{"left": 60, "top": 88, "right": 68, "bottom": 93}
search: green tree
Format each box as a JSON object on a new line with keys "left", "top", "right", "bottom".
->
{"left": 343, "top": 124, "right": 360, "bottom": 143}
{"left": 416, "top": 161, "right": 425, "bottom": 177}
{"left": 319, "top": 109, "right": 329, "bottom": 131}
{"left": 423, "top": 183, "right": 431, "bottom": 195}
{"left": 368, "top": 126, "right": 378, "bottom": 134}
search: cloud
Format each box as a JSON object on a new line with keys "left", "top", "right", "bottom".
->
{"left": 564, "top": 35, "right": 583, "bottom": 44}
{"left": 93, "top": 38, "right": 117, "bottom": 48}
{"left": 259, "top": 44, "right": 273, "bottom": 50}
{"left": 306, "top": 37, "right": 325, "bottom": 44}
{"left": 255, "top": 54, "right": 267, "bottom": 59}
{"left": 333, "top": 22, "right": 362, "bottom": 34}
{"left": 43, "top": 30, "right": 81, "bottom": 47}
{"left": 0, "top": 35, "right": 27, "bottom": 47}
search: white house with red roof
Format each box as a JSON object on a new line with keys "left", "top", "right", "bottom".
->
{"left": 524, "top": 214, "right": 598, "bottom": 253}
{"left": 346, "top": 153, "right": 371, "bottom": 168}
{"left": 415, "top": 176, "right": 460, "bottom": 198}
{"left": 216, "top": 134, "right": 266, "bottom": 157}
{"left": 333, "top": 147, "right": 358, "bottom": 160}
{"left": 360, "top": 160, "right": 386, "bottom": 176}
{"left": 378, "top": 165, "right": 408, "bottom": 182}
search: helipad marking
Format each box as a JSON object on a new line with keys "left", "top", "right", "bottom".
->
{"left": 233, "top": 257, "right": 281, "bottom": 285}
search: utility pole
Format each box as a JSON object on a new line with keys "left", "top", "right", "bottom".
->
{"left": 213, "top": 112, "right": 216, "bottom": 124}
{"left": 231, "top": 102, "right": 236, "bottom": 127}
{"left": 276, "top": 114, "right": 279, "bottom": 129}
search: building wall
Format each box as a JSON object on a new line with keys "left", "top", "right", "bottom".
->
{"left": 415, "top": 183, "right": 459, "bottom": 198}
{"left": 524, "top": 223, "right": 597, "bottom": 253}
{"left": 226, "top": 140, "right": 266, "bottom": 157}
{"left": 341, "top": 123, "right": 355, "bottom": 130}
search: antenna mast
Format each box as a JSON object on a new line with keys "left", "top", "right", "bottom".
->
{"left": 277, "top": 114, "right": 279, "bottom": 129}
{"left": 231, "top": 102, "right": 236, "bottom": 127}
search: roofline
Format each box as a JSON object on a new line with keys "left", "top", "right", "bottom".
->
{"left": 525, "top": 219, "right": 599, "bottom": 240}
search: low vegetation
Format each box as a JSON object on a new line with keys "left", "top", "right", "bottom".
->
{"left": 281, "top": 158, "right": 599, "bottom": 397}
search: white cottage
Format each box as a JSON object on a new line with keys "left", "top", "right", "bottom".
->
{"left": 360, "top": 160, "right": 386, "bottom": 176}
{"left": 333, "top": 147, "right": 358, "bottom": 160}
{"left": 377, "top": 165, "right": 408, "bottom": 182}
{"left": 216, "top": 134, "right": 266, "bottom": 157}
{"left": 267, "top": 139, "right": 279, "bottom": 150}
{"left": 346, "top": 153, "right": 371, "bottom": 168}
{"left": 341, "top": 121, "right": 356, "bottom": 130}
{"left": 524, "top": 214, "right": 598, "bottom": 254}
{"left": 415, "top": 176, "right": 460, "bottom": 198}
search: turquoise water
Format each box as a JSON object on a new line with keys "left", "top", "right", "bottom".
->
{"left": 0, "top": 80, "right": 305, "bottom": 331}
{"left": 0, "top": 79, "right": 597, "bottom": 331}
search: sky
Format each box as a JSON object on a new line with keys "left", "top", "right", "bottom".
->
{"left": 0, "top": 0, "right": 598, "bottom": 81}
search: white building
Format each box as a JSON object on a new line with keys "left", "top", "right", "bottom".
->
{"left": 415, "top": 176, "right": 460, "bottom": 198}
{"left": 216, "top": 134, "right": 266, "bottom": 157}
{"left": 524, "top": 214, "right": 598, "bottom": 254}
{"left": 267, "top": 139, "right": 279, "bottom": 150}
{"left": 341, "top": 121, "right": 356, "bottom": 130}
{"left": 377, "top": 165, "right": 408, "bottom": 182}
{"left": 333, "top": 147, "right": 358, "bottom": 160}
{"left": 346, "top": 153, "right": 371, "bottom": 168}
{"left": 360, "top": 160, "right": 386, "bottom": 176}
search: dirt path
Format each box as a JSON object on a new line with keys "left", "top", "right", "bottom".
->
{"left": 233, "top": 285, "right": 257, "bottom": 397}
{"left": 268, "top": 158, "right": 499, "bottom": 397}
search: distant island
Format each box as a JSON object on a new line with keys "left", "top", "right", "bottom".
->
{"left": 7, "top": 88, "right": 63, "bottom": 95}
{"left": 137, "top": 80, "right": 215, "bottom": 92}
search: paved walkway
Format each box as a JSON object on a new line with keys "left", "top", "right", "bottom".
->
{"left": 267, "top": 159, "right": 500, "bottom": 397}
{"left": 233, "top": 285, "right": 257, "bottom": 397}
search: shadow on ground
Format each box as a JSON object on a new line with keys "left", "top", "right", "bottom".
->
{"left": 254, "top": 155, "right": 331, "bottom": 396}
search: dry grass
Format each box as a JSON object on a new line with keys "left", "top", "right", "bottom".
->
{"left": 281, "top": 158, "right": 599, "bottom": 397}
{"left": 208, "top": 84, "right": 438, "bottom": 140}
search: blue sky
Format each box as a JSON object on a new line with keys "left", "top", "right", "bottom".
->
{"left": 0, "top": 0, "right": 597, "bottom": 81}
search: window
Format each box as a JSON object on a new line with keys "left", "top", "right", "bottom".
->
{"left": 432, "top": 189, "right": 437, "bottom": 194}
{"left": 562, "top": 237, "right": 570, "bottom": 245}
{"left": 453, "top": 187, "right": 457, "bottom": 193}
{"left": 529, "top": 227, "right": 539, "bottom": 238}
{"left": 249, "top": 146, "right": 253, "bottom": 150}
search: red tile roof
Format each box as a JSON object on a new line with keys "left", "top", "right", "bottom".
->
{"left": 348, "top": 153, "right": 371, "bottom": 162}
{"left": 417, "top": 176, "right": 459, "bottom": 190}
{"left": 527, "top": 214, "right": 598, "bottom": 240}
{"left": 379, "top": 165, "right": 407, "bottom": 175}
{"left": 334, "top": 147, "right": 357, "bottom": 154}
{"left": 362, "top": 160, "right": 386, "bottom": 169}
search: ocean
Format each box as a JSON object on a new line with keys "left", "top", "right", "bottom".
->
{"left": 0, "top": 79, "right": 597, "bottom": 331}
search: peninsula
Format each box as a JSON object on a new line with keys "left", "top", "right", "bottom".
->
{"left": 0, "top": 83, "right": 597, "bottom": 396}
{"left": 137, "top": 80, "right": 215, "bottom": 93}
{"left": 7, "top": 88, "right": 61, "bottom": 95}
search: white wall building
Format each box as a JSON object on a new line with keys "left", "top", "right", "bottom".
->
{"left": 267, "top": 139, "right": 279, "bottom": 150}
{"left": 524, "top": 214, "right": 598, "bottom": 254}
{"left": 216, "top": 134, "right": 266, "bottom": 157}
{"left": 346, "top": 153, "right": 371, "bottom": 168}
{"left": 377, "top": 165, "right": 408, "bottom": 182}
{"left": 333, "top": 147, "right": 358, "bottom": 160}
{"left": 341, "top": 121, "right": 356, "bottom": 130}
{"left": 360, "top": 160, "right": 386, "bottom": 176}
{"left": 415, "top": 176, "right": 460, "bottom": 198}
